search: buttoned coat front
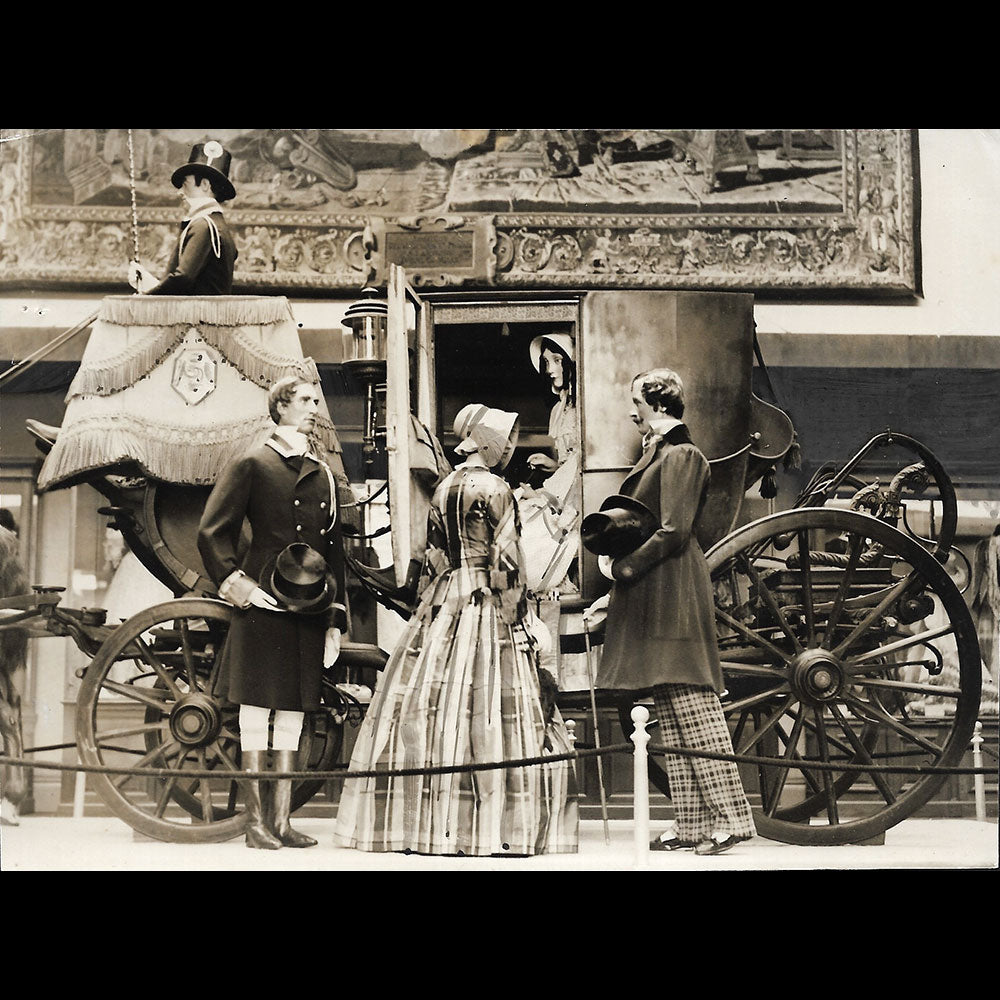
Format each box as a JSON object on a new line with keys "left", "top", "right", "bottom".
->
{"left": 596, "top": 423, "right": 724, "bottom": 694}
{"left": 198, "top": 433, "right": 347, "bottom": 712}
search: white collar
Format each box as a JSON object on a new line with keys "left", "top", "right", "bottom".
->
{"left": 267, "top": 426, "right": 313, "bottom": 459}
{"left": 648, "top": 416, "right": 683, "bottom": 436}
{"left": 182, "top": 197, "right": 222, "bottom": 221}
{"left": 643, "top": 416, "right": 684, "bottom": 450}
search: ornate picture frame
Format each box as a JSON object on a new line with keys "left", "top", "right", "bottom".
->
{"left": 0, "top": 129, "right": 919, "bottom": 295}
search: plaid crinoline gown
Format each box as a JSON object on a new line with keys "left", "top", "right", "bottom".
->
{"left": 334, "top": 464, "right": 579, "bottom": 856}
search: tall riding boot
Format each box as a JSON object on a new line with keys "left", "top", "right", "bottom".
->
{"left": 243, "top": 750, "right": 282, "bottom": 850}
{"left": 272, "top": 750, "right": 318, "bottom": 848}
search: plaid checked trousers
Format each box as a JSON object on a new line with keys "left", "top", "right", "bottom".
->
{"left": 652, "top": 683, "right": 756, "bottom": 842}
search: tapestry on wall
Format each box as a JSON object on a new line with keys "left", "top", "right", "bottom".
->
{"left": 0, "top": 129, "right": 919, "bottom": 294}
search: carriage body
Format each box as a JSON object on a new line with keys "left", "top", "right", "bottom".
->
{"left": 13, "top": 282, "right": 983, "bottom": 846}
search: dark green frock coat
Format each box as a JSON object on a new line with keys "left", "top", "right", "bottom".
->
{"left": 596, "top": 423, "right": 724, "bottom": 695}
{"left": 198, "top": 433, "right": 347, "bottom": 712}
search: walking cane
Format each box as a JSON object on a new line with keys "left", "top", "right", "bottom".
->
{"left": 582, "top": 617, "right": 610, "bottom": 845}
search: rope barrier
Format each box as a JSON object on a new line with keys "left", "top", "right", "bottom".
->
{"left": 3, "top": 735, "right": 994, "bottom": 781}
{"left": 646, "top": 742, "right": 997, "bottom": 776}
{"left": 0, "top": 743, "right": 632, "bottom": 782}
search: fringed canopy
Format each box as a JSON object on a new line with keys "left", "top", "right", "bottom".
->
{"left": 37, "top": 295, "right": 343, "bottom": 491}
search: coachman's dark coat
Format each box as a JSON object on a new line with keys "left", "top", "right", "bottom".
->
{"left": 596, "top": 423, "right": 724, "bottom": 694}
{"left": 198, "top": 434, "right": 347, "bottom": 712}
{"left": 149, "top": 211, "right": 238, "bottom": 296}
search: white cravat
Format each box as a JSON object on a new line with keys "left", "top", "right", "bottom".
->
{"left": 182, "top": 197, "right": 222, "bottom": 222}
{"left": 272, "top": 427, "right": 310, "bottom": 457}
{"left": 643, "top": 415, "right": 684, "bottom": 450}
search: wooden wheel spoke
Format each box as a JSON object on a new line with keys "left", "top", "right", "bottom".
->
{"left": 831, "top": 576, "right": 910, "bottom": 658}
{"left": 844, "top": 622, "right": 955, "bottom": 670}
{"left": 841, "top": 690, "right": 944, "bottom": 757}
{"left": 822, "top": 533, "right": 865, "bottom": 649}
{"left": 152, "top": 752, "right": 188, "bottom": 818}
{"left": 226, "top": 778, "right": 240, "bottom": 812}
{"left": 133, "top": 635, "right": 184, "bottom": 698}
{"left": 717, "top": 646, "right": 775, "bottom": 664}
{"left": 719, "top": 662, "right": 787, "bottom": 679}
{"left": 195, "top": 749, "right": 215, "bottom": 824}
{"left": 797, "top": 710, "right": 863, "bottom": 761}
{"left": 735, "top": 698, "right": 797, "bottom": 755}
{"left": 112, "top": 738, "right": 183, "bottom": 790}
{"left": 209, "top": 739, "right": 243, "bottom": 774}
{"left": 773, "top": 715, "right": 824, "bottom": 797}
{"left": 740, "top": 553, "right": 803, "bottom": 653}
{"left": 723, "top": 684, "right": 790, "bottom": 716}
{"left": 97, "top": 678, "right": 174, "bottom": 713}
{"left": 812, "top": 707, "right": 840, "bottom": 825}
{"left": 715, "top": 607, "right": 792, "bottom": 664}
{"left": 731, "top": 710, "right": 751, "bottom": 751}
{"left": 95, "top": 721, "right": 170, "bottom": 744}
{"left": 797, "top": 530, "right": 816, "bottom": 645}
{"left": 827, "top": 703, "right": 896, "bottom": 805}
{"left": 855, "top": 676, "right": 963, "bottom": 700}
{"left": 178, "top": 619, "right": 199, "bottom": 692}
{"left": 763, "top": 710, "right": 806, "bottom": 816}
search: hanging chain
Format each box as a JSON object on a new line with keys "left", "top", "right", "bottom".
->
{"left": 126, "top": 129, "right": 140, "bottom": 263}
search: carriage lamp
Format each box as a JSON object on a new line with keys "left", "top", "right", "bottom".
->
{"left": 342, "top": 286, "right": 389, "bottom": 476}
{"left": 342, "top": 286, "right": 389, "bottom": 383}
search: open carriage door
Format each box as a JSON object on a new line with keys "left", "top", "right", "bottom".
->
{"left": 386, "top": 263, "right": 432, "bottom": 588}
{"left": 581, "top": 291, "right": 756, "bottom": 568}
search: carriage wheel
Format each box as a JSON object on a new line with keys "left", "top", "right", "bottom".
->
{"left": 76, "top": 598, "right": 342, "bottom": 844}
{"left": 706, "top": 508, "right": 981, "bottom": 846}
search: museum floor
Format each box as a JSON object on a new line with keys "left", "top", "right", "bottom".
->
{"left": 2, "top": 815, "right": 996, "bottom": 872}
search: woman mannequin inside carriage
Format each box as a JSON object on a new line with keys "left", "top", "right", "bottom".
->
{"left": 521, "top": 333, "right": 580, "bottom": 518}
{"left": 334, "top": 403, "right": 579, "bottom": 857}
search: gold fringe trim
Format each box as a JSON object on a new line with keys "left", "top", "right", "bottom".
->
{"left": 67, "top": 328, "right": 188, "bottom": 398}
{"left": 311, "top": 413, "right": 343, "bottom": 455}
{"left": 69, "top": 332, "right": 321, "bottom": 398}
{"left": 37, "top": 414, "right": 275, "bottom": 490}
{"left": 200, "top": 328, "right": 321, "bottom": 391}
{"left": 98, "top": 295, "right": 293, "bottom": 328}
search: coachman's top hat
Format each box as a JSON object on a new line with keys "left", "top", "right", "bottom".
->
{"left": 171, "top": 140, "right": 237, "bottom": 203}
{"left": 582, "top": 494, "right": 659, "bottom": 559}
{"left": 266, "top": 542, "right": 337, "bottom": 615}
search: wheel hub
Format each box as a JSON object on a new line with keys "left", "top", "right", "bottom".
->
{"left": 169, "top": 692, "right": 223, "bottom": 747}
{"left": 789, "top": 648, "right": 845, "bottom": 704}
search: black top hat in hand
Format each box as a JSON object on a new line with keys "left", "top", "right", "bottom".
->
{"left": 171, "top": 140, "right": 237, "bottom": 202}
{"left": 582, "top": 494, "right": 659, "bottom": 558}
{"left": 264, "top": 543, "right": 338, "bottom": 615}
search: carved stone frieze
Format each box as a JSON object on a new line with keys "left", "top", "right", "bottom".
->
{"left": 0, "top": 129, "right": 918, "bottom": 294}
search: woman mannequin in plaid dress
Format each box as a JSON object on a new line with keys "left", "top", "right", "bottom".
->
{"left": 334, "top": 404, "right": 578, "bottom": 857}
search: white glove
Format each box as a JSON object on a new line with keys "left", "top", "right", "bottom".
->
{"left": 524, "top": 609, "right": 552, "bottom": 654}
{"left": 325, "top": 627, "right": 342, "bottom": 667}
{"left": 127, "top": 261, "right": 157, "bottom": 293}
{"left": 582, "top": 593, "right": 610, "bottom": 629}
{"left": 247, "top": 587, "right": 279, "bottom": 610}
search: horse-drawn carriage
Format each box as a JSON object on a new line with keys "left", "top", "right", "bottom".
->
{"left": 1, "top": 272, "right": 983, "bottom": 847}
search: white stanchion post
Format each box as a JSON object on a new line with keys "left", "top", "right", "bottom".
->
{"left": 73, "top": 756, "right": 87, "bottom": 818}
{"left": 631, "top": 704, "right": 650, "bottom": 869}
{"left": 972, "top": 721, "right": 986, "bottom": 823}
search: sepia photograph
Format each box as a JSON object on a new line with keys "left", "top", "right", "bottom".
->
{"left": 0, "top": 129, "right": 996, "bottom": 871}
